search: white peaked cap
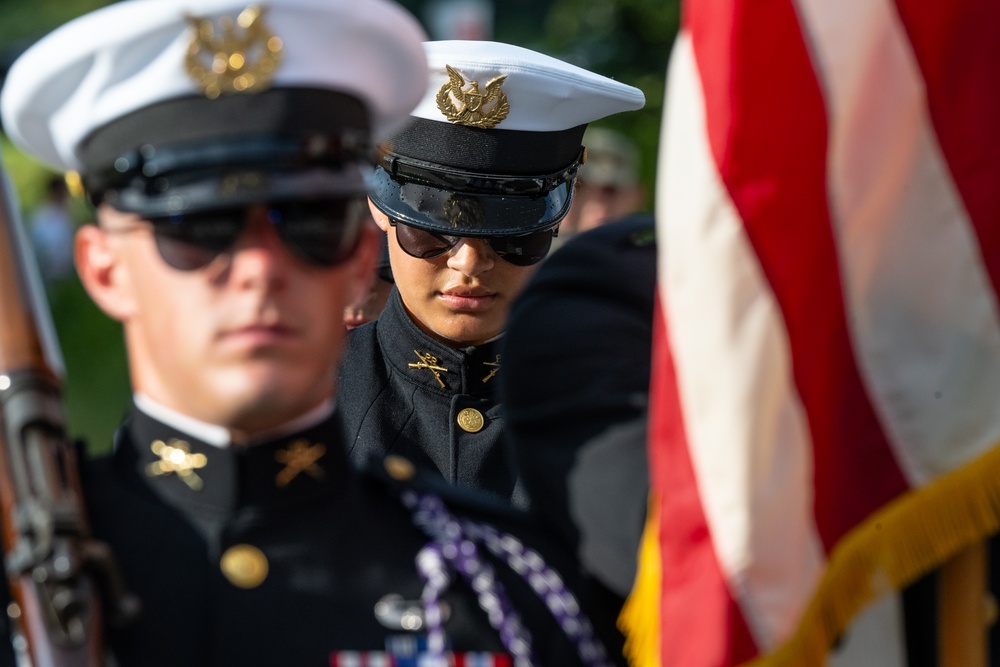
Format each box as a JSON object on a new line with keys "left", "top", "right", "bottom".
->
{"left": 412, "top": 40, "right": 646, "bottom": 131}
{"left": 369, "top": 40, "right": 646, "bottom": 236}
{"left": 0, "top": 0, "right": 429, "bottom": 173}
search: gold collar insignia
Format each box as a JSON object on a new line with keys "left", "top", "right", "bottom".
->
{"left": 408, "top": 350, "right": 449, "bottom": 389}
{"left": 482, "top": 355, "right": 501, "bottom": 383}
{"left": 436, "top": 65, "right": 510, "bottom": 129}
{"left": 275, "top": 439, "right": 326, "bottom": 488}
{"left": 184, "top": 5, "right": 284, "bottom": 99}
{"left": 147, "top": 439, "right": 208, "bottom": 491}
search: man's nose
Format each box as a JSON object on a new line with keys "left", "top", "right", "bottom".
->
{"left": 224, "top": 205, "right": 293, "bottom": 287}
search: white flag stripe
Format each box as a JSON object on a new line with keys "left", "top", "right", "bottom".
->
{"left": 795, "top": 0, "right": 1000, "bottom": 485}
{"left": 660, "top": 32, "right": 826, "bottom": 649}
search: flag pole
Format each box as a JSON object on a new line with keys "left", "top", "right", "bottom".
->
{"left": 938, "top": 541, "right": 990, "bottom": 667}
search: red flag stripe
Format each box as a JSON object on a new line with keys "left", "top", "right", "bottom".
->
{"left": 658, "top": 30, "right": 826, "bottom": 651}
{"left": 892, "top": 0, "right": 1000, "bottom": 289}
{"left": 790, "top": 0, "right": 1000, "bottom": 483}
{"left": 651, "top": 298, "right": 759, "bottom": 666}
{"left": 686, "top": 0, "right": 909, "bottom": 547}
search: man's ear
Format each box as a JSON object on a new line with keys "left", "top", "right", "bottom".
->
{"left": 75, "top": 223, "right": 136, "bottom": 322}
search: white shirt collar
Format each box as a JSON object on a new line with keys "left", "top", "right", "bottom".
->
{"left": 133, "top": 393, "right": 336, "bottom": 448}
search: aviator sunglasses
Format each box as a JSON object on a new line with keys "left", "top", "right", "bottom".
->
{"left": 132, "top": 199, "right": 367, "bottom": 271}
{"left": 389, "top": 219, "right": 555, "bottom": 267}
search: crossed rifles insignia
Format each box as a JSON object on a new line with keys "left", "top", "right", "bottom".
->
{"left": 482, "top": 355, "right": 501, "bottom": 384}
{"left": 409, "top": 350, "right": 449, "bottom": 388}
{"left": 436, "top": 65, "right": 510, "bottom": 129}
{"left": 275, "top": 440, "right": 326, "bottom": 488}
{"left": 147, "top": 439, "right": 208, "bottom": 491}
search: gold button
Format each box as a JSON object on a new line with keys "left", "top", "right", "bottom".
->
{"left": 384, "top": 455, "right": 415, "bottom": 481}
{"left": 220, "top": 544, "right": 269, "bottom": 589}
{"left": 456, "top": 408, "right": 484, "bottom": 433}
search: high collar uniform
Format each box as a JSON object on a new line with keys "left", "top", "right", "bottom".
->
{"left": 76, "top": 404, "right": 620, "bottom": 666}
{"left": 338, "top": 288, "right": 519, "bottom": 503}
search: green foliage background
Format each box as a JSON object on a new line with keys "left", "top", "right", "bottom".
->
{"left": 0, "top": 0, "right": 679, "bottom": 453}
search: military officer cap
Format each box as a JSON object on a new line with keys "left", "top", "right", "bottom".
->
{"left": 369, "top": 40, "right": 645, "bottom": 237}
{"left": 0, "top": 0, "right": 428, "bottom": 218}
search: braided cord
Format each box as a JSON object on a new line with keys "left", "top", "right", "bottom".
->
{"left": 403, "top": 490, "right": 613, "bottom": 667}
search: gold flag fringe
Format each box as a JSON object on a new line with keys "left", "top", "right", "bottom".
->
{"left": 619, "top": 494, "right": 662, "bottom": 666}
{"left": 617, "top": 444, "right": 1000, "bottom": 667}
{"left": 748, "top": 442, "right": 1000, "bottom": 666}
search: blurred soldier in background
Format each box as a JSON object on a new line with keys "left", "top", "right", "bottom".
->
{"left": 27, "top": 175, "right": 76, "bottom": 283}
{"left": 559, "top": 127, "right": 645, "bottom": 238}
{"left": 338, "top": 40, "right": 645, "bottom": 504}
{"left": 0, "top": 1, "right": 627, "bottom": 664}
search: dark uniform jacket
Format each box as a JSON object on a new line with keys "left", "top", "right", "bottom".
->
{"left": 338, "top": 289, "right": 518, "bottom": 503}
{"left": 1, "top": 405, "right": 625, "bottom": 667}
{"left": 501, "top": 216, "right": 656, "bottom": 601}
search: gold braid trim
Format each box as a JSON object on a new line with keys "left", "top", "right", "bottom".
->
{"left": 751, "top": 441, "right": 1000, "bottom": 666}
{"left": 617, "top": 443, "right": 1000, "bottom": 666}
{"left": 618, "top": 494, "right": 663, "bottom": 667}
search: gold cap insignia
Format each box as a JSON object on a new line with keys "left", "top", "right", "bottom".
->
{"left": 184, "top": 5, "right": 284, "bottom": 99}
{"left": 274, "top": 439, "right": 326, "bottom": 488}
{"left": 147, "top": 439, "right": 208, "bottom": 491}
{"left": 443, "top": 195, "right": 485, "bottom": 230}
{"left": 436, "top": 65, "right": 510, "bottom": 129}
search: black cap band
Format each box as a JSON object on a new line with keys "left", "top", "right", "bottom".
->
{"left": 79, "top": 88, "right": 370, "bottom": 175}
{"left": 77, "top": 88, "right": 373, "bottom": 216}
{"left": 385, "top": 117, "right": 587, "bottom": 175}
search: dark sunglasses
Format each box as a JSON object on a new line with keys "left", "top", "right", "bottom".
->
{"left": 389, "top": 219, "right": 555, "bottom": 267}
{"left": 142, "top": 199, "right": 366, "bottom": 271}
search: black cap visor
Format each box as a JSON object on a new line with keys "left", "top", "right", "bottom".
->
{"left": 368, "top": 165, "right": 573, "bottom": 236}
{"left": 103, "top": 161, "right": 370, "bottom": 218}
{"left": 81, "top": 89, "right": 372, "bottom": 217}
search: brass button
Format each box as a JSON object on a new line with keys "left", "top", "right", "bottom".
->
{"left": 456, "top": 408, "right": 484, "bottom": 433}
{"left": 384, "top": 455, "right": 415, "bottom": 481}
{"left": 220, "top": 544, "right": 268, "bottom": 589}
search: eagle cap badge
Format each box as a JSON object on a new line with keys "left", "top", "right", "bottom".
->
{"left": 184, "top": 5, "right": 284, "bottom": 99}
{"left": 435, "top": 65, "right": 510, "bottom": 129}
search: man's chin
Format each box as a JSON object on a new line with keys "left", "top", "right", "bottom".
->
{"left": 206, "top": 376, "right": 331, "bottom": 433}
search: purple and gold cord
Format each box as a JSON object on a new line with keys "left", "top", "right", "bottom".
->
{"left": 403, "top": 491, "right": 613, "bottom": 667}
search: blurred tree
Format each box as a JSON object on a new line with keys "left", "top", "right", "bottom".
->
{"left": 542, "top": 0, "right": 680, "bottom": 211}
{"left": 1, "top": 138, "right": 130, "bottom": 456}
{"left": 0, "top": 0, "right": 114, "bottom": 78}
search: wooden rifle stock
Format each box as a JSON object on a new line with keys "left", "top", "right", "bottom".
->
{"left": 0, "top": 165, "right": 135, "bottom": 665}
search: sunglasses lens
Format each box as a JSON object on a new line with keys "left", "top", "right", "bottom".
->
{"left": 272, "top": 199, "right": 366, "bottom": 267}
{"left": 393, "top": 222, "right": 459, "bottom": 259}
{"left": 151, "top": 210, "right": 244, "bottom": 271}
{"left": 486, "top": 229, "right": 554, "bottom": 266}
{"left": 147, "top": 199, "right": 366, "bottom": 271}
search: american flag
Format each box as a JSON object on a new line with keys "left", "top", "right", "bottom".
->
{"left": 625, "top": 0, "right": 1000, "bottom": 664}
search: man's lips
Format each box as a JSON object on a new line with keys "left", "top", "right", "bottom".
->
{"left": 439, "top": 288, "right": 497, "bottom": 311}
{"left": 220, "top": 323, "right": 297, "bottom": 346}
